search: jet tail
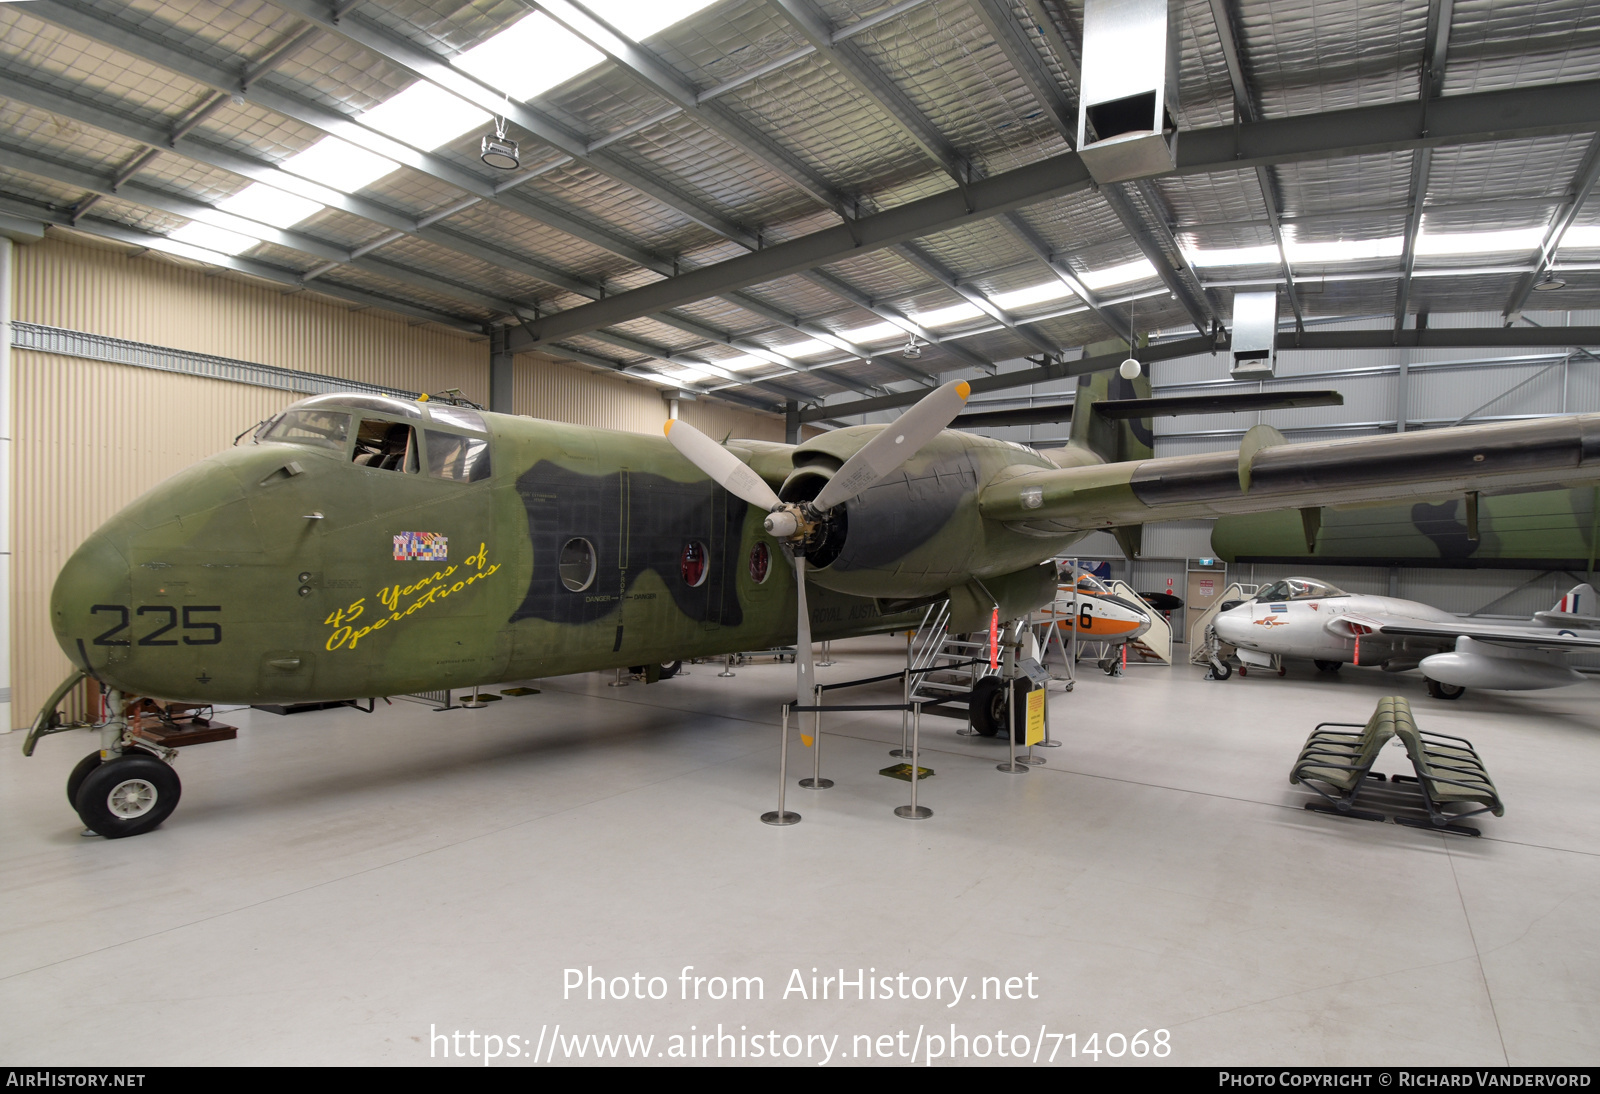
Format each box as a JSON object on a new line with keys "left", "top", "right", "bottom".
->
{"left": 1553, "top": 584, "right": 1598, "bottom": 614}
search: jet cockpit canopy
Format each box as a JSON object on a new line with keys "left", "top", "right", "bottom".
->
{"left": 1253, "top": 577, "right": 1349, "bottom": 602}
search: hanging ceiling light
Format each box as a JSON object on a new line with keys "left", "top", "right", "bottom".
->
{"left": 1532, "top": 271, "right": 1567, "bottom": 291}
{"left": 902, "top": 338, "right": 923, "bottom": 359}
{"left": 480, "top": 99, "right": 519, "bottom": 171}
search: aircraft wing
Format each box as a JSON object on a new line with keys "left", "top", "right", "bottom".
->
{"left": 980, "top": 413, "right": 1600, "bottom": 535}
{"left": 1330, "top": 612, "right": 1600, "bottom": 652}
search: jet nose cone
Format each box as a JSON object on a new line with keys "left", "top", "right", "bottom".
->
{"left": 52, "top": 531, "right": 133, "bottom": 672}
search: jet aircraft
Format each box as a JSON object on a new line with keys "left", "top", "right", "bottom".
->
{"left": 1210, "top": 577, "right": 1600, "bottom": 697}
{"left": 31, "top": 368, "right": 1600, "bottom": 836}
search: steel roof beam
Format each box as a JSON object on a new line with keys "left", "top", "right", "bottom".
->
{"left": 799, "top": 271, "right": 1000, "bottom": 374}
{"left": 23, "top": 0, "right": 734, "bottom": 267}
{"left": 581, "top": 330, "right": 814, "bottom": 402}
{"left": 1207, "top": 0, "right": 1305, "bottom": 334}
{"left": 0, "top": 196, "right": 480, "bottom": 330}
{"left": 1000, "top": 213, "right": 1122, "bottom": 336}
{"left": 511, "top": 329, "right": 786, "bottom": 414}
{"left": 512, "top": 78, "right": 1600, "bottom": 347}
{"left": 800, "top": 325, "right": 1600, "bottom": 422}
{"left": 962, "top": 0, "right": 1214, "bottom": 336}
{"left": 711, "top": 291, "right": 935, "bottom": 384}
{"left": 1504, "top": 134, "right": 1600, "bottom": 320}
{"left": 536, "top": 0, "right": 846, "bottom": 214}
{"left": 257, "top": 0, "right": 761, "bottom": 247}
{"left": 896, "top": 242, "right": 1060, "bottom": 356}
{"left": 762, "top": 0, "right": 970, "bottom": 182}
{"left": 1393, "top": 0, "right": 1453, "bottom": 334}
{"left": 643, "top": 312, "right": 882, "bottom": 396}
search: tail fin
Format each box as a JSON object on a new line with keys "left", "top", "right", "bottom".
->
{"left": 1553, "top": 584, "right": 1598, "bottom": 614}
{"left": 1068, "top": 362, "right": 1153, "bottom": 464}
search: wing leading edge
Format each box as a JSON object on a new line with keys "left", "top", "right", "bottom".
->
{"left": 980, "top": 414, "right": 1600, "bottom": 537}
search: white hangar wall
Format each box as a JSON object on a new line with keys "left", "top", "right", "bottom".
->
{"left": 6, "top": 233, "right": 782, "bottom": 726}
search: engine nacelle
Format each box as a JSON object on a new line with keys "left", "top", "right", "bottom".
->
{"left": 1420, "top": 636, "right": 1583, "bottom": 691}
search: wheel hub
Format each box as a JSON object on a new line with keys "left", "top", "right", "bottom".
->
{"left": 107, "top": 778, "right": 158, "bottom": 818}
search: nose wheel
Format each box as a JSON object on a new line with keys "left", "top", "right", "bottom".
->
{"left": 71, "top": 751, "right": 182, "bottom": 839}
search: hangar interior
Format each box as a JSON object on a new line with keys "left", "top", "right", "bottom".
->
{"left": 3, "top": 0, "right": 1600, "bottom": 1067}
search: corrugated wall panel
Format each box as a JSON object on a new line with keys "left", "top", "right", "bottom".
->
{"left": 14, "top": 352, "right": 300, "bottom": 724}
{"left": 14, "top": 237, "right": 491, "bottom": 402}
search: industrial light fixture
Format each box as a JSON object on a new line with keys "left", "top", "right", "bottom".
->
{"left": 901, "top": 338, "right": 923, "bottom": 359}
{"left": 1532, "top": 271, "right": 1567, "bottom": 291}
{"left": 480, "top": 98, "right": 520, "bottom": 171}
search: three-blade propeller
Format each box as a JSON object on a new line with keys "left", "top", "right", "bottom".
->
{"left": 664, "top": 379, "right": 971, "bottom": 713}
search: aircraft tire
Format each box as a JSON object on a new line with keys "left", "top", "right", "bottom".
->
{"left": 658, "top": 660, "right": 682, "bottom": 679}
{"left": 1238, "top": 665, "right": 1248, "bottom": 677}
{"left": 967, "top": 677, "right": 1029, "bottom": 740}
{"left": 66, "top": 751, "right": 102, "bottom": 808}
{"left": 73, "top": 753, "right": 181, "bottom": 839}
{"left": 1209, "top": 661, "right": 1232, "bottom": 681}
{"left": 1426, "top": 677, "right": 1466, "bottom": 701}
{"left": 1314, "top": 660, "right": 1343, "bottom": 673}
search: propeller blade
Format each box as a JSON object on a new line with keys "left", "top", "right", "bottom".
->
{"left": 663, "top": 418, "right": 782, "bottom": 511}
{"left": 811, "top": 379, "right": 971, "bottom": 512}
{"left": 793, "top": 551, "right": 814, "bottom": 712}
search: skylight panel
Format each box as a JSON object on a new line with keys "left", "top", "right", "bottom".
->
{"left": 454, "top": 13, "right": 605, "bottom": 101}
{"left": 1081, "top": 258, "right": 1157, "bottom": 290}
{"left": 1559, "top": 225, "right": 1600, "bottom": 249}
{"left": 991, "top": 281, "right": 1076, "bottom": 310}
{"left": 1183, "top": 244, "right": 1282, "bottom": 267}
{"left": 914, "top": 302, "right": 984, "bottom": 328}
{"left": 715, "top": 355, "right": 771, "bottom": 372}
{"left": 169, "top": 221, "right": 260, "bottom": 256}
{"left": 1282, "top": 236, "right": 1402, "bottom": 263}
{"left": 772, "top": 338, "right": 831, "bottom": 358}
{"left": 587, "top": 0, "right": 719, "bottom": 40}
{"left": 363, "top": 82, "right": 491, "bottom": 151}
{"left": 836, "top": 321, "right": 905, "bottom": 344}
{"left": 283, "top": 137, "right": 400, "bottom": 193}
{"left": 1415, "top": 226, "right": 1546, "bottom": 257}
{"left": 216, "top": 183, "right": 323, "bottom": 229}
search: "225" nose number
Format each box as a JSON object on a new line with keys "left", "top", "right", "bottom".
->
{"left": 90, "top": 605, "right": 222, "bottom": 646}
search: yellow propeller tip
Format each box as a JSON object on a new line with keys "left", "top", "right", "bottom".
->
{"left": 955, "top": 380, "right": 971, "bottom": 400}
{"left": 800, "top": 735, "right": 814, "bottom": 747}
{"left": 663, "top": 420, "right": 674, "bottom": 436}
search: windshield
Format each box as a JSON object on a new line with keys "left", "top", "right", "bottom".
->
{"left": 1254, "top": 577, "right": 1348, "bottom": 602}
{"left": 260, "top": 408, "right": 351, "bottom": 450}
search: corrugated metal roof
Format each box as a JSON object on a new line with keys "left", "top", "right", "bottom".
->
{"left": 3, "top": 0, "right": 1600, "bottom": 408}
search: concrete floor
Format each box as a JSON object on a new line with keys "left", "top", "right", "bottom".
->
{"left": 3, "top": 639, "right": 1598, "bottom": 1066}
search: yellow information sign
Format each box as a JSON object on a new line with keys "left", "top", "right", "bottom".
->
{"left": 1025, "top": 687, "right": 1045, "bottom": 746}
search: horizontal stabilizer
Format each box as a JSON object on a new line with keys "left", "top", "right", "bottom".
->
{"left": 952, "top": 390, "right": 1342, "bottom": 429}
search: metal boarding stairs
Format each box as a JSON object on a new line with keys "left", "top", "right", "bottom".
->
{"left": 905, "top": 599, "right": 992, "bottom": 712}
{"left": 1189, "top": 582, "right": 1259, "bottom": 672}
{"left": 1107, "top": 578, "right": 1173, "bottom": 666}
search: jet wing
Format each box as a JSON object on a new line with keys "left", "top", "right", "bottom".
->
{"left": 1330, "top": 612, "right": 1600, "bottom": 652}
{"left": 981, "top": 413, "right": 1600, "bottom": 535}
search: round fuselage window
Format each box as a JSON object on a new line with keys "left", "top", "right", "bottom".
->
{"left": 559, "top": 537, "right": 597, "bottom": 591}
{"left": 681, "top": 541, "right": 709, "bottom": 587}
{"left": 749, "top": 541, "right": 771, "bottom": 584}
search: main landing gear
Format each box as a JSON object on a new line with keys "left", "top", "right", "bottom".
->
{"left": 1426, "top": 677, "right": 1466, "bottom": 701}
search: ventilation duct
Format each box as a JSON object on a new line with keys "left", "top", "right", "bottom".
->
{"left": 1230, "top": 292, "right": 1279, "bottom": 379}
{"left": 1076, "top": 0, "right": 1180, "bottom": 184}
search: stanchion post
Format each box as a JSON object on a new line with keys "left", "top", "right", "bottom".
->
{"left": 762, "top": 704, "right": 801, "bottom": 826}
{"left": 718, "top": 654, "right": 736, "bottom": 678}
{"left": 895, "top": 701, "right": 932, "bottom": 820}
{"left": 891, "top": 665, "right": 911, "bottom": 757}
{"left": 800, "top": 684, "right": 833, "bottom": 790}
{"left": 997, "top": 628, "right": 1028, "bottom": 774}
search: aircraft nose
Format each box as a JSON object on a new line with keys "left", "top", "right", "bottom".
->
{"left": 52, "top": 531, "right": 133, "bottom": 672}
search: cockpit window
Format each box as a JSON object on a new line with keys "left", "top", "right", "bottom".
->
{"left": 1254, "top": 578, "right": 1348, "bottom": 602}
{"left": 298, "top": 392, "right": 423, "bottom": 419}
{"left": 353, "top": 418, "right": 419, "bottom": 473}
{"left": 427, "top": 404, "right": 487, "bottom": 433}
{"left": 261, "top": 408, "right": 350, "bottom": 450}
{"left": 425, "top": 430, "right": 491, "bottom": 483}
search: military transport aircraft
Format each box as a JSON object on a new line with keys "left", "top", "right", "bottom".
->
{"left": 1210, "top": 576, "right": 1600, "bottom": 698}
{"left": 31, "top": 367, "right": 1600, "bottom": 836}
